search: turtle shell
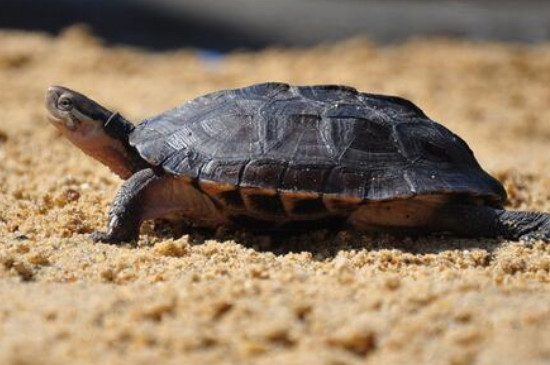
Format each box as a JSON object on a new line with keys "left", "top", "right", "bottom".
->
{"left": 129, "top": 82, "right": 506, "bottom": 208}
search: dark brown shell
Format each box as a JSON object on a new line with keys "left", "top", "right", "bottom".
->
{"left": 129, "top": 82, "right": 506, "bottom": 207}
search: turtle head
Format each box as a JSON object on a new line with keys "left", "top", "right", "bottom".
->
{"left": 46, "top": 86, "right": 120, "bottom": 138}
{"left": 45, "top": 86, "right": 146, "bottom": 179}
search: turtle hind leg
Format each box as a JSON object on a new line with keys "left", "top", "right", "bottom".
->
{"left": 91, "top": 168, "right": 161, "bottom": 244}
{"left": 347, "top": 201, "right": 550, "bottom": 242}
{"left": 495, "top": 210, "right": 550, "bottom": 242}
{"left": 426, "top": 205, "right": 550, "bottom": 242}
{"left": 425, "top": 206, "right": 550, "bottom": 242}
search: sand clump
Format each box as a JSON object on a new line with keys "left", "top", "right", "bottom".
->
{"left": 1, "top": 27, "right": 550, "bottom": 364}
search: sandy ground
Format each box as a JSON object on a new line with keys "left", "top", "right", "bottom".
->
{"left": 1, "top": 27, "right": 550, "bottom": 364}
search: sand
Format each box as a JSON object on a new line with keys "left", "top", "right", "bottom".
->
{"left": 1, "top": 26, "right": 550, "bottom": 364}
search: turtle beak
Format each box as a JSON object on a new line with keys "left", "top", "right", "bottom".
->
{"left": 45, "top": 86, "right": 63, "bottom": 121}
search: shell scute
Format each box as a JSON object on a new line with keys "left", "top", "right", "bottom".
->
{"left": 325, "top": 167, "right": 368, "bottom": 198}
{"left": 163, "top": 150, "right": 209, "bottom": 178}
{"left": 280, "top": 165, "right": 330, "bottom": 192}
{"left": 241, "top": 160, "right": 286, "bottom": 190}
{"left": 199, "top": 159, "right": 246, "bottom": 186}
{"left": 240, "top": 187, "right": 286, "bottom": 218}
{"left": 298, "top": 84, "right": 358, "bottom": 102}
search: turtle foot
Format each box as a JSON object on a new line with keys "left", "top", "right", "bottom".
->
{"left": 519, "top": 232, "right": 550, "bottom": 243}
{"left": 90, "top": 230, "right": 137, "bottom": 244}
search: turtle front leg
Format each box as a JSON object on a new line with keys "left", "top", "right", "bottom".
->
{"left": 91, "top": 168, "right": 161, "bottom": 244}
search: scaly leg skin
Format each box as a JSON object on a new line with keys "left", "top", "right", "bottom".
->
{"left": 496, "top": 210, "right": 550, "bottom": 242}
{"left": 91, "top": 168, "right": 161, "bottom": 244}
{"left": 429, "top": 205, "right": 550, "bottom": 242}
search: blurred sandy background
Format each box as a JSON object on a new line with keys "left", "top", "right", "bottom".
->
{"left": 1, "top": 17, "right": 550, "bottom": 365}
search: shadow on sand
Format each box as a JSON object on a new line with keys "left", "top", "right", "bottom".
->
{"left": 147, "top": 221, "right": 506, "bottom": 259}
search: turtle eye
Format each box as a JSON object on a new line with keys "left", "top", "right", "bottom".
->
{"left": 58, "top": 96, "right": 73, "bottom": 111}
{"left": 422, "top": 141, "right": 453, "bottom": 163}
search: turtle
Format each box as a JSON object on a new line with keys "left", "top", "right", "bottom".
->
{"left": 45, "top": 82, "right": 550, "bottom": 244}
